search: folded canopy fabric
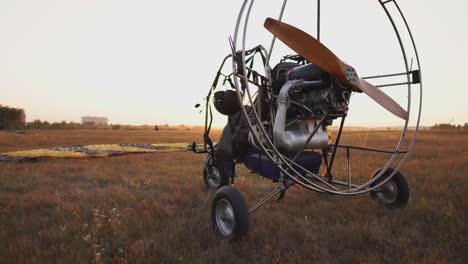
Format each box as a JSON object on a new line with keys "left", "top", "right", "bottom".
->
{"left": 0, "top": 143, "right": 195, "bottom": 162}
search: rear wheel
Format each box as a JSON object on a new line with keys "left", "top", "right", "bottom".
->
{"left": 211, "top": 186, "right": 249, "bottom": 240}
{"left": 371, "top": 168, "right": 409, "bottom": 209}
{"left": 203, "top": 155, "right": 229, "bottom": 189}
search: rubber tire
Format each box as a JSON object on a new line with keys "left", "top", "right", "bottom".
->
{"left": 371, "top": 167, "right": 409, "bottom": 209}
{"left": 211, "top": 186, "right": 249, "bottom": 241}
{"left": 203, "top": 155, "right": 229, "bottom": 189}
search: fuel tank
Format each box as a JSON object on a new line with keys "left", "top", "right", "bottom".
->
{"left": 241, "top": 150, "right": 322, "bottom": 181}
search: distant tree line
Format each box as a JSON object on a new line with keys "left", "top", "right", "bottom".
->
{"left": 23, "top": 120, "right": 154, "bottom": 130}
{"left": 0, "top": 105, "right": 26, "bottom": 129}
{"left": 0, "top": 105, "right": 197, "bottom": 130}
{"left": 431, "top": 123, "right": 468, "bottom": 131}
{"left": 21, "top": 121, "right": 194, "bottom": 130}
{"left": 25, "top": 120, "right": 108, "bottom": 130}
{"left": 1, "top": 117, "right": 194, "bottom": 131}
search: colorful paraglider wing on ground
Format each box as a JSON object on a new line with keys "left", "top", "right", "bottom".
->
{"left": 0, "top": 143, "right": 197, "bottom": 162}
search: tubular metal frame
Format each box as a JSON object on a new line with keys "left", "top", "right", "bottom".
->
{"left": 229, "top": 0, "right": 423, "bottom": 201}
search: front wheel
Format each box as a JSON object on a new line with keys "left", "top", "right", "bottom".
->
{"left": 370, "top": 168, "right": 409, "bottom": 209}
{"left": 211, "top": 186, "right": 249, "bottom": 241}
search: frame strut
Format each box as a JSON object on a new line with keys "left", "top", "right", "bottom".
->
{"left": 326, "top": 116, "right": 346, "bottom": 176}
{"left": 291, "top": 116, "right": 326, "bottom": 163}
{"left": 331, "top": 179, "right": 360, "bottom": 189}
{"left": 337, "top": 144, "right": 409, "bottom": 154}
{"left": 375, "top": 82, "right": 413, "bottom": 88}
{"left": 249, "top": 181, "right": 292, "bottom": 213}
{"left": 317, "top": 0, "right": 321, "bottom": 41}
{"left": 347, "top": 148, "right": 351, "bottom": 189}
{"left": 267, "top": 0, "right": 288, "bottom": 64}
{"left": 363, "top": 71, "right": 413, "bottom": 80}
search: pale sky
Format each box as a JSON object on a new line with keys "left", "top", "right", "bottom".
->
{"left": 1, "top": 0, "right": 467, "bottom": 127}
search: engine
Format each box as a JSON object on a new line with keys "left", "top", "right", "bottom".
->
{"left": 271, "top": 62, "right": 350, "bottom": 119}
{"left": 269, "top": 62, "right": 351, "bottom": 153}
{"left": 212, "top": 62, "right": 351, "bottom": 157}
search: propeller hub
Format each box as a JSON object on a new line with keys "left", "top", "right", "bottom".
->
{"left": 345, "top": 67, "right": 358, "bottom": 82}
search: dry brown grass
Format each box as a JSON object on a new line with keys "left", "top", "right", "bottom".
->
{"left": 0, "top": 129, "right": 466, "bottom": 263}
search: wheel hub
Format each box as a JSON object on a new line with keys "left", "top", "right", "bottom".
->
{"left": 376, "top": 180, "right": 399, "bottom": 204}
{"left": 207, "top": 166, "right": 221, "bottom": 187}
{"left": 215, "top": 199, "right": 236, "bottom": 236}
{"left": 205, "top": 156, "right": 222, "bottom": 187}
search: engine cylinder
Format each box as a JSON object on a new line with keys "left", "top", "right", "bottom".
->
{"left": 273, "top": 80, "right": 330, "bottom": 153}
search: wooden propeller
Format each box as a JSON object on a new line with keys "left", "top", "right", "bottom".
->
{"left": 264, "top": 17, "right": 409, "bottom": 120}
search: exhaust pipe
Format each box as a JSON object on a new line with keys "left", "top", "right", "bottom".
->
{"left": 273, "top": 80, "right": 329, "bottom": 153}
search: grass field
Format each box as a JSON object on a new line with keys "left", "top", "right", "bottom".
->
{"left": 0, "top": 129, "right": 466, "bottom": 263}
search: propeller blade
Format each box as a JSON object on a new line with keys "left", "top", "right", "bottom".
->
{"left": 264, "top": 17, "right": 348, "bottom": 85}
{"left": 350, "top": 79, "right": 409, "bottom": 120}
{"left": 264, "top": 17, "right": 409, "bottom": 120}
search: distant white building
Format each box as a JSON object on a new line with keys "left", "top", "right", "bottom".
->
{"left": 81, "top": 116, "right": 108, "bottom": 125}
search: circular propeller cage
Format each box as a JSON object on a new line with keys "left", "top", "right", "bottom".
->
{"left": 226, "top": 0, "right": 423, "bottom": 196}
